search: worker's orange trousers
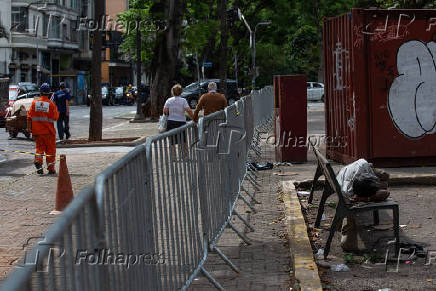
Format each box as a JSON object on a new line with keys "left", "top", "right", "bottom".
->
{"left": 34, "top": 135, "right": 56, "bottom": 171}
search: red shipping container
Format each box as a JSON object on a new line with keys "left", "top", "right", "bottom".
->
{"left": 274, "top": 75, "right": 307, "bottom": 163}
{"left": 324, "top": 8, "right": 436, "bottom": 166}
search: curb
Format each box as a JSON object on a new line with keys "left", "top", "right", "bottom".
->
{"left": 282, "top": 180, "right": 323, "bottom": 291}
{"left": 294, "top": 173, "right": 436, "bottom": 189}
{"left": 56, "top": 136, "right": 147, "bottom": 148}
{"left": 113, "top": 115, "right": 135, "bottom": 120}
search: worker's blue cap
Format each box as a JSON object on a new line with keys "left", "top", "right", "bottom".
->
{"left": 40, "top": 83, "right": 51, "bottom": 94}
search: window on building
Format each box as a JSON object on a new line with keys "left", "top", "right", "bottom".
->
{"left": 20, "top": 71, "right": 27, "bottom": 82}
{"left": 70, "top": 20, "right": 78, "bottom": 42}
{"left": 70, "top": 0, "right": 77, "bottom": 9}
{"left": 42, "top": 52, "right": 51, "bottom": 70}
{"left": 43, "top": 15, "right": 49, "bottom": 37}
{"left": 63, "top": 23, "right": 68, "bottom": 41}
{"left": 11, "top": 7, "right": 28, "bottom": 33}
{"left": 48, "top": 16, "right": 61, "bottom": 39}
{"left": 32, "top": 68, "right": 37, "bottom": 83}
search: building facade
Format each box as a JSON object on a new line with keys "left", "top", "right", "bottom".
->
{"left": 102, "top": 0, "right": 132, "bottom": 87}
{"left": 0, "top": 0, "right": 92, "bottom": 103}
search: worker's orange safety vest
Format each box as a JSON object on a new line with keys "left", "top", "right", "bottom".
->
{"left": 27, "top": 95, "right": 59, "bottom": 136}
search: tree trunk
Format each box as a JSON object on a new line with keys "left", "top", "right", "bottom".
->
{"left": 218, "top": 0, "right": 228, "bottom": 95}
{"left": 149, "top": 0, "right": 186, "bottom": 118}
{"left": 314, "top": 0, "right": 324, "bottom": 83}
{"left": 89, "top": 0, "right": 103, "bottom": 141}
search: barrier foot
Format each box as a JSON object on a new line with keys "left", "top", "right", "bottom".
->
{"left": 212, "top": 246, "right": 241, "bottom": 274}
{"left": 250, "top": 146, "right": 262, "bottom": 157}
{"left": 233, "top": 209, "right": 255, "bottom": 232}
{"left": 239, "top": 193, "right": 256, "bottom": 213}
{"left": 201, "top": 267, "right": 224, "bottom": 291}
{"left": 246, "top": 171, "right": 257, "bottom": 182}
{"left": 247, "top": 175, "right": 260, "bottom": 191}
{"left": 247, "top": 164, "right": 258, "bottom": 176}
{"left": 229, "top": 222, "right": 251, "bottom": 245}
{"left": 241, "top": 185, "right": 260, "bottom": 204}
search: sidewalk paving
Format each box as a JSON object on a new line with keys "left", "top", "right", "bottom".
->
{"left": 190, "top": 166, "right": 293, "bottom": 290}
{"left": 0, "top": 120, "right": 159, "bottom": 282}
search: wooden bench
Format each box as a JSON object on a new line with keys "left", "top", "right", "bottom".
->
{"left": 308, "top": 143, "right": 400, "bottom": 259}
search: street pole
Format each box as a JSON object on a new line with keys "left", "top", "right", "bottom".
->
{"left": 235, "top": 8, "right": 270, "bottom": 92}
{"left": 251, "top": 21, "right": 271, "bottom": 91}
{"left": 251, "top": 30, "right": 255, "bottom": 91}
{"left": 134, "top": 17, "right": 145, "bottom": 120}
{"left": 234, "top": 51, "right": 238, "bottom": 87}
{"left": 195, "top": 50, "right": 201, "bottom": 100}
{"left": 27, "top": 1, "right": 44, "bottom": 85}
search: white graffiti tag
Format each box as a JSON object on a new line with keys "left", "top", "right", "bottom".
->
{"left": 388, "top": 40, "right": 436, "bottom": 138}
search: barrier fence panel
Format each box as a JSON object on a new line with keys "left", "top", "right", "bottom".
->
{"left": 95, "top": 145, "right": 157, "bottom": 291}
{"left": 0, "top": 187, "right": 106, "bottom": 291}
{"left": 244, "top": 94, "right": 255, "bottom": 150}
{"left": 1, "top": 87, "right": 275, "bottom": 291}
{"left": 252, "top": 86, "right": 274, "bottom": 128}
{"left": 145, "top": 123, "right": 207, "bottom": 290}
{"left": 197, "top": 110, "right": 229, "bottom": 246}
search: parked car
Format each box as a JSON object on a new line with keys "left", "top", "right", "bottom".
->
{"left": 307, "top": 82, "right": 325, "bottom": 102}
{"left": 181, "top": 79, "right": 241, "bottom": 109}
{"left": 9, "top": 82, "right": 38, "bottom": 106}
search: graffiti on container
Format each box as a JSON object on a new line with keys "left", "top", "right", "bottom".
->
{"left": 427, "top": 18, "right": 436, "bottom": 32}
{"left": 354, "top": 13, "right": 415, "bottom": 48}
{"left": 333, "top": 41, "right": 349, "bottom": 91}
{"left": 388, "top": 40, "right": 436, "bottom": 139}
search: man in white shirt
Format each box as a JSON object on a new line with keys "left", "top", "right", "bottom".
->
{"left": 336, "top": 159, "right": 390, "bottom": 251}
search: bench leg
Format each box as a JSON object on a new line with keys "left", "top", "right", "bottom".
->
{"left": 393, "top": 205, "right": 400, "bottom": 255}
{"left": 373, "top": 210, "right": 380, "bottom": 226}
{"left": 314, "top": 186, "right": 333, "bottom": 228}
{"left": 308, "top": 163, "right": 322, "bottom": 204}
{"left": 324, "top": 212, "right": 343, "bottom": 259}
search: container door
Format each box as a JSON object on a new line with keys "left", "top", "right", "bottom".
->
{"left": 367, "top": 10, "right": 436, "bottom": 159}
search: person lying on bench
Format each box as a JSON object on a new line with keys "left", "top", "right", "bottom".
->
{"left": 336, "top": 159, "right": 390, "bottom": 251}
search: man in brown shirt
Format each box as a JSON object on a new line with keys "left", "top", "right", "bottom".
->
{"left": 193, "top": 82, "right": 227, "bottom": 123}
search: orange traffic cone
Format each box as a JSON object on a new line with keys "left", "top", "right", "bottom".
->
{"left": 51, "top": 155, "right": 73, "bottom": 214}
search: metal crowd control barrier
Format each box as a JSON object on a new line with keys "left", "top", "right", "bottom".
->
{"left": 1, "top": 87, "right": 275, "bottom": 291}
{"left": 0, "top": 187, "right": 105, "bottom": 291}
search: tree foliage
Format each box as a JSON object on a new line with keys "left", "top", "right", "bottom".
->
{"left": 117, "top": 0, "right": 435, "bottom": 96}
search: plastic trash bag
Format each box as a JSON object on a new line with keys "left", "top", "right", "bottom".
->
{"left": 248, "top": 162, "right": 274, "bottom": 171}
{"left": 330, "top": 264, "right": 350, "bottom": 272}
{"left": 158, "top": 115, "right": 168, "bottom": 133}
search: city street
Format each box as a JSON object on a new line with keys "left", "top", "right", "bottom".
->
{"left": 0, "top": 105, "right": 137, "bottom": 189}
{"left": 0, "top": 105, "right": 136, "bottom": 163}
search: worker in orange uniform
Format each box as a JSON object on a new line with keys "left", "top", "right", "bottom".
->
{"left": 27, "top": 83, "right": 59, "bottom": 175}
